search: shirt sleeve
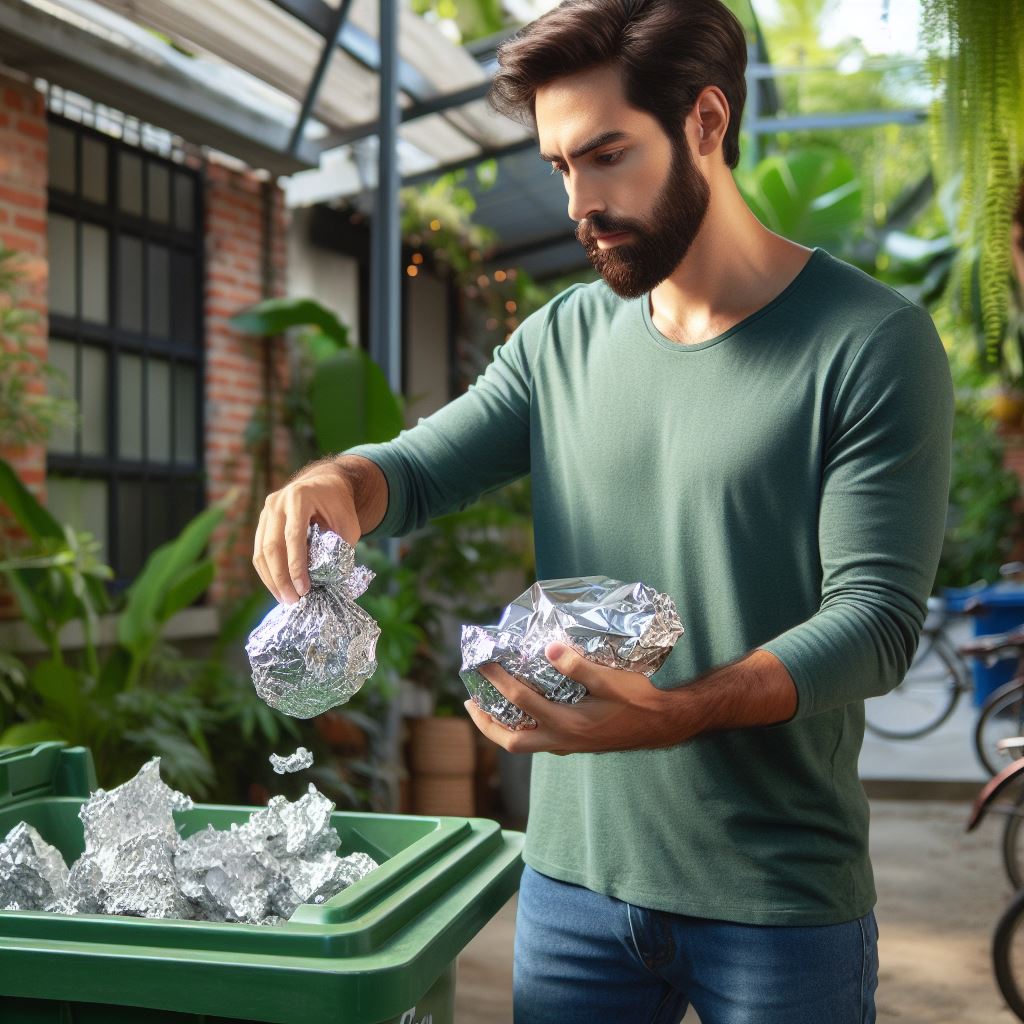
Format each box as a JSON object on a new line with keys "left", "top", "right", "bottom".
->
{"left": 759, "top": 303, "right": 954, "bottom": 721}
{"left": 343, "top": 312, "right": 540, "bottom": 539}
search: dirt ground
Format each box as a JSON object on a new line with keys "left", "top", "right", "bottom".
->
{"left": 454, "top": 799, "right": 1022, "bottom": 1023}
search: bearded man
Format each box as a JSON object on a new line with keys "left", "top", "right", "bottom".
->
{"left": 254, "top": 2, "right": 953, "bottom": 1020}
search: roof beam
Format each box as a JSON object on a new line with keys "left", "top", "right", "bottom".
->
{"left": 0, "top": 0, "right": 321, "bottom": 173}
{"left": 315, "top": 80, "right": 493, "bottom": 154}
{"left": 402, "top": 136, "right": 536, "bottom": 186}
{"left": 265, "top": 0, "right": 438, "bottom": 102}
{"left": 288, "top": 0, "right": 354, "bottom": 156}
{"left": 749, "top": 110, "right": 926, "bottom": 134}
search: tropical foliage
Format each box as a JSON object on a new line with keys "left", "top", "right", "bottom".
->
{"left": 921, "top": 0, "right": 1024, "bottom": 368}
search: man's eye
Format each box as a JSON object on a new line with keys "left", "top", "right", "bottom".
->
{"left": 550, "top": 164, "right": 568, "bottom": 177}
{"left": 597, "top": 150, "right": 624, "bottom": 165}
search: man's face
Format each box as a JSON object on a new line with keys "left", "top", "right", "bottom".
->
{"left": 536, "top": 64, "right": 711, "bottom": 298}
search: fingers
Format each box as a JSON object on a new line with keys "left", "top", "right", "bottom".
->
{"left": 464, "top": 699, "right": 541, "bottom": 754}
{"left": 543, "top": 642, "right": 605, "bottom": 691}
{"left": 252, "top": 466, "right": 362, "bottom": 605}
{"left": 478, "top": 663, "right": 551, "bottom": 718}
{"left": 250, "top": 507, "right": 276, "bottom": 602}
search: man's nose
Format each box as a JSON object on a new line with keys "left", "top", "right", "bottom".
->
{"left": 566, "top": 175, "right": 604, "bottom": 224}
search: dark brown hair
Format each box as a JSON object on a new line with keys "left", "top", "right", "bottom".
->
{"left": 488, "top": 0, "right": 749, "bottom": 169}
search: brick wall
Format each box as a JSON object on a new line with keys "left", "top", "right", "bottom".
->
{"left": 0, "top": 71, "right": 291, "bottom": 613}
{"left": 0, "top": 74, "right": 48, "bottom": 618}
{"left": 0, "top": 75, "right": 48, "bottom": 499}
{"left": 204, "top": 160, "right": 291, "bottom": 604}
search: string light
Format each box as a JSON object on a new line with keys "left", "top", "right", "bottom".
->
{"left": 494, "top": 270, "right": 507, "bottom": 282}
{"left": 505, "top": 300, "right": 517, "bottom": 313}
{"left": 430, "top": 219, "right": 441, "bottom": 231}
{"left": 411, "top": 252, "right": 424, "bottom": 265}
{"left": 406, "top": 265, "right": 418, "bottom": 277}
{"left": 477, "top": 274, "right": 490, "bottom": 288}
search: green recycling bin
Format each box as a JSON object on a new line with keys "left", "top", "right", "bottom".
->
{"left": 0, "top": 742, "right": 524, "bottom": 1024}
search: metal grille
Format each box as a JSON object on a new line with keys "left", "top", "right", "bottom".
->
{"left": 45, "top": 113, "right": 205, "bottom": 588}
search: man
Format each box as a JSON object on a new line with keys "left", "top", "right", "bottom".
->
{"left": 254, "top": 1, "right": 953, "bottom": 1020}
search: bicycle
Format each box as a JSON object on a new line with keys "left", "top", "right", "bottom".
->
{"left": 863, "top": 590, "right": 977, "bottom": 740}
{"left": 865, "top": 563, "right": 1024, "bottom": 744}
{"left": 968, "top": 753, "right": 1024, "bottom": 1021}
{"left": 970, "top": 628, "right": 1024, "bottom": 778}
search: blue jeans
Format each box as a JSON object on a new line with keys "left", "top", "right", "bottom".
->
{"left": 513, "top": 865, "right": 878, "bottom": 1024}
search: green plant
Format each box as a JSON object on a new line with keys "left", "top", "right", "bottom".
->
{"left": 921, "top": 0, "right": 1024, "bottom": 365}
{"left": 738, "top": 146, "right": 864, "bottom": 255}
{"left": 230, "top": 297, "right": 404, "bottom": 460}
{"left": 0, "top": 246, "right": 75, "bottom": 450}
{"left": 936, "top": 392, "right": 1022, "bottom": 589}
{"left": 0, "top": 457, "right": 240, "bottom": 792}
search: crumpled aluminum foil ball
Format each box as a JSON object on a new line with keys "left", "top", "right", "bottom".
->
{"left": 461, "top": 576, "right": 685, "bottom": 731}
{"left": 246, "top": 524, "right": 381, "bottom": 718}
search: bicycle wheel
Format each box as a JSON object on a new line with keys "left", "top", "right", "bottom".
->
{"left": 865, "top": 634, "right": 964, "bottom": 740}
{"left": 994, "top": 887, "right": 1024, "bottom": 1021}
{"left": 976, "top": 679, "right": 1024, "bottom": 777}
{"left": 1004, "top": 795, "right": 1024, "bottom": 890}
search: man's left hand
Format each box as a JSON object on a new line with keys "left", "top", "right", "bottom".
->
{"left": 464, "top": 641, "right": 687, "bottom": 755}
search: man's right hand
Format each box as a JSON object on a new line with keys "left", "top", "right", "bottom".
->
{"left": 253, "top": 458, "right": 373, "bottom": 605}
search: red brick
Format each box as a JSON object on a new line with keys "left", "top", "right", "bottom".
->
{"left": 0, "top": 231, "right": 43, "bottom": 255}
{"left": 0, "top": 184, "right": 44, "bottom": 209}
{"left": 13, "top": 213, "right": 45, "bottom": 234}
{"left": 2, "top": 87, "right": 24, "bottom": 112}
{"left": 14, "top": 118, "right": 46, "bottom": 142}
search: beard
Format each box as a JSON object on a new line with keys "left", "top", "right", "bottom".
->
{"left": 576, "top": 135, "right": 711, "bottom": 299}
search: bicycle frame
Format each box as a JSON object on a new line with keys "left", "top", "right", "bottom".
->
{"left": 967, "top": 756, "right": 1024, "bottom": 832}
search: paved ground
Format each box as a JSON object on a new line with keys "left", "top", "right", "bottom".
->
{"left": 454, "top": 797, "right": 1020, "bottom": 1022}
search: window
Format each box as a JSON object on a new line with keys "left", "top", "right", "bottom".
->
{"left": 46, "top": 117, "right": 204, "bottom": 587}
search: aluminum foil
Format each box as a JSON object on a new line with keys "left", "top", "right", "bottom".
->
{"left": 0, "top": 823, "right": 68, "bottom": 911}
{"left": 246, "top": 524, "right": 380, "bottom": 718}
{"left": 59, "top": 757, "right": 194, "bottom": 918}
{"left": 461, "top": 576, "right": 684, "bottom": 730}
{"left": 270, "top": 746, "right": 314, "bottom": 774}
{"left": 175, "top": 785, "right": 378, "bottom": 924}
{"left": 0, "top": 760, "right": 378, "bottom": 924}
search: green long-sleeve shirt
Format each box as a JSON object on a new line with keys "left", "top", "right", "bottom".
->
{"left": 348, "top": 246, "right": 954, "bottom": 925}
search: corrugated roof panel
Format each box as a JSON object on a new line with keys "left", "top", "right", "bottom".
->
{"left": 401, "top": 114, "right": 482, "bottom": 165}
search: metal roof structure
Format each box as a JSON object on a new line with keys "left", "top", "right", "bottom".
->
{"left": 0, "top": 0, "right": 530, "bottom": 176}
{"left": 0, "top": 0, "right": 932, "bottom": 337}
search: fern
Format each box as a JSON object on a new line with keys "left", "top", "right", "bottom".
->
{"left": 922, "top": 0, "right": 1024, "bottom": 372}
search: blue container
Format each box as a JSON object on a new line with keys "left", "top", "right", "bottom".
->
{"left": 944, "top": 584, "right": 1024, "bottom": 706}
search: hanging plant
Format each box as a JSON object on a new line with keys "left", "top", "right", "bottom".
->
{"left": 921, "top": 0, "right": 1024, "bottom": 369}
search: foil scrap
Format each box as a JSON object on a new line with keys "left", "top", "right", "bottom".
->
{"left": 174, "top": 786, "right": 378, "bottom": 924}
{"left": 0, "top": 823, "right": 68, "bottom": 912}
{"left": 269, "top": 746, "right": 314, "bottom": 775}
{"left": 174, "top": 825, "right": 280, "bottom": 924}
{"left": 246, "top": 524, "right": 380, "bottom": 718}
{"left": 60, "top": 757, "right": 194, "bottom": 918}
{"left": 461, "top": 576, "right": 685, "bottom": 730}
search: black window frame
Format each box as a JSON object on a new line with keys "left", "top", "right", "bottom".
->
{"left": 45, "top": 114, "right": 206, "bottom": 592}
